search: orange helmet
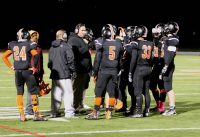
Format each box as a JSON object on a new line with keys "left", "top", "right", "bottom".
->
{"left": 38, "top": 80, "right": 51, "bottom": 97}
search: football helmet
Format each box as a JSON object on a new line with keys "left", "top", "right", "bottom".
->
{"left": 85, "top": 28, "right": 94, "bottom": 42}
{"left": 17, "top": 28, "right": 30, "bottom": 40}
{"left": 38, "top": 80, "right": 51, "bottom": 97}
{"left": 125, "top": 26, "right": 134, "bottom": 38}
{"left": 133, "top": 25, "right": 148, "bottom": 38}
{"left": 164, "top": 21, "right": 179, "bottom": 35}
{"left": 152, "top": 23, "right": 165, "bottom": 37}
{"left": 101, "top": 24, "right": 117, "bottom": 39}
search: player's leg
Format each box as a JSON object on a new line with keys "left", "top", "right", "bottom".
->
{"left": 25, "top": 70, "right": 47, "bottom": 121}
{"left": 162, "top": 65, "right": 176, "bottom": 116}
{"left": 15, "top": 71, "right": 26, "bottom": 122}
{"left": 85, "top": 73, "right": 108, "bottom": 120}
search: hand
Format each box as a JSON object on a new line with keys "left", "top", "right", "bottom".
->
{"left": 71, "top": 72, "right": 77, "bottom": 81}
{"left": 30, "top": 67, "right": 38, "bottom": 74}
{"left": 128, "top": 72, "right": 132, "bottom": 82}
{"left": 93, "top": 76, "right": 97, "bottom": 84}
{"left": 10, "top": 66, "right": 15, "bottom": 70}
{"left": 39, "top": 76, "right": 43, "bottom": 83}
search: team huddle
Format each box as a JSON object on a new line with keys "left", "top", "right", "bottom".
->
{"left": 2, "top": 21, "right": 179, "bottom": 121}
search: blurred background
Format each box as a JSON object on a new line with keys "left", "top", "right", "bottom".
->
{"left": 0, "top": 0, "right": 199, "bottom": 50}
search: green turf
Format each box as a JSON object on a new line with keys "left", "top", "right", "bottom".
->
{"left": 0, "top": 52, "right": 200, "bottom": 137}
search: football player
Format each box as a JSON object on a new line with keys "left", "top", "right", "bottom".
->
{"left": 2, "top": 28, "right": 47, "bottom": 121}
{"left": 128, "top": 25, "right": 154, "bottom": 117}
{"left": 150, "top": 23, "right": 167, "bottom": 113}
{"left": 25, "top": 30, "right": 46, "bottom": 116}
{"left": 160, "top": 21, "right": 179, "bottom": 116}
{"left": 85, "top": 24, "right": 124, "bottom": 120}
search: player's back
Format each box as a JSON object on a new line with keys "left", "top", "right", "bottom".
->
{"left": 100, "top": 39, "right": 123, "bottom": 74}
{"left": 135, "top": 40, "right": 154, "bottom": 66}
{"left": 8, "top": 40, "right": 36, "bottom": 70}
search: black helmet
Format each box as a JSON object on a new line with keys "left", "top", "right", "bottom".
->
{"left": 17, "top": 28, "right": 30, "bottom": 39}
{"left": 101, "top": 24, "right": 117, "bottom": 39}
{"left": 134, "top": 25, "right": 148, "bottom": 38}
{"left": 164, "top": 21, "right": 179, "bottom": 35}
{"left": 125, "top": 26, "right": 134, "bottom": 38}
{"left": 85, "top": 28, "right": 94, "bottom": 41}
{"left": 152, "top": 23, "right": 165, "bottom": 37}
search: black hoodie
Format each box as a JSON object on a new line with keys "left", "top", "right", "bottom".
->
{"left": 67, "top": 32, "right": 92, "bottom": 74}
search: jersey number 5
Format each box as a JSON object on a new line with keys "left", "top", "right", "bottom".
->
{"left": 109, "top": 46, "right": 116, "bottom": 61}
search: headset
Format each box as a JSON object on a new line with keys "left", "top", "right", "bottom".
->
{"left": 74, "top": 23, "right": 85, "bottom": 34}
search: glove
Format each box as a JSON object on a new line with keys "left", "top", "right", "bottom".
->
{"left": 71, "top": 72, "right": 77, "bottom": 81}
{"left": 128, "top": 72, "right": 132, "bottom": 82}
{"left": 118, "top": 69, "right": 124, "bottom": 76}
{"left": 161, "top": 65, "right": 168, "bottom": 75}
{"left": 159, "top": 65, "right": 168, "bottom": 80}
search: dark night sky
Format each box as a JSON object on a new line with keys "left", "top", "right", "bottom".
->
{"left": 0, "top": 0, "right": 199, "bottom": 49}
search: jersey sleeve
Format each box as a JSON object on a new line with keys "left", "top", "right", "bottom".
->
{"left": 165, "top": 37, "right": 179, "bottom": 66}
{"left": 129, "top": 42, "right": 138, "bottom": 73}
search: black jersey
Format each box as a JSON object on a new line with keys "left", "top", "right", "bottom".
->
{"left": 8, "top": 40, "right": 37, "bottom": 70}
{"left": 129, "top": 40, "right": 154, "bottom": 73}
{"left": 93, "top": 39, "right": 124, "bottom": 75}
{"left": 152, "top": 36, "right": 167, "bottom": 66}
{"left": 123, "top": 41, "right": 138, "bottom": 71}
{"left": 163, "top": 35, "right": 179, "bottom": 66}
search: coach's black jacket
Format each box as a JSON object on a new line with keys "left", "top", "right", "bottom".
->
{"left": 67, "top": 32, "right": 92, "bottom": 74}
{"left": 48, "top": 39, "right": 76, "bottom": 79}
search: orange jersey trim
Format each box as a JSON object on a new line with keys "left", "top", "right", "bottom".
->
{"left": 2, "top": 50, "right": 12, "bottom": 68}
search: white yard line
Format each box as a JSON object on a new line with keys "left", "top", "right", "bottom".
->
{"left": 48, "top": 117, "right": 69, "bottom": 122}
{"left": 0, "top": 107, "right": 69, "bottom": 122}
{"left": 1, "top": 92, "right": 200, "bottom": 99}
{"left": 0, "top": 87, "right": 16, "bottom": 88}
{"left": 1, "top": 128, "right": 200, "bottom": 136}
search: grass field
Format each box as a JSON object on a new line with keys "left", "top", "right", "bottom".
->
{"left": 0, "top": 52, "right": 200, "bottom": 137}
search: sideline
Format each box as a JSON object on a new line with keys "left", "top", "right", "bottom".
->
{"left": 1, "top": 127, "right": 200, "bottom": 136}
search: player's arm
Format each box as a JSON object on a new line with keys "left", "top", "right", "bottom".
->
{"left": 129, "top": 48, "right": 138, "bottom": 74}
{"left": 119, "top": 43, "right": 125, "bottom": 72}
{"left": 93, "top": 50, "right": 102, "bottom": 83}
{"left": 93, "top": 38, "right": 103, "bottom": 76}
{"left": 40, "top": 49, "right": 44, "bottom": 74}
{"left": 93, "top": 48, "right": 102, "bottom": 77}
{"left": 160, "top": 38, "right": 179, "bottom": 78}
{"left": 30, "top": 49, "right": 39, "bottom": 74}
{"left": 2, "top": 50, "right": 14, "bottom": 70}
{"left": 164, "top": 38, "right": 179, "bottom": 66}
{"left": 153, "top": 36, "right": 160, "bottom": 46}
{"left": 128, "top": 48, "right": 137, "bottom": 82}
